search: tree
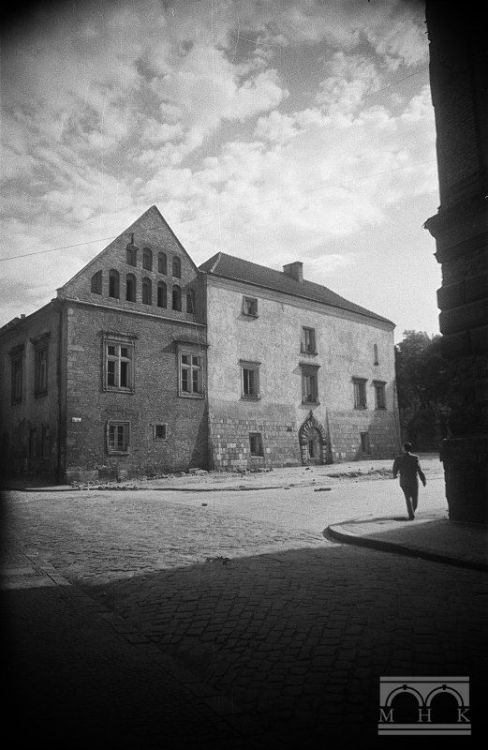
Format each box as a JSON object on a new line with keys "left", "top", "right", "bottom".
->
{"left": 395, "top": 331, "right": 452, "bottom": 450}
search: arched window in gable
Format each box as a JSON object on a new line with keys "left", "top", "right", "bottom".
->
{"left": 157, "top": 281, "right": 167, "bottom": 308}
{"left": 126, "top": 234, "right": 138, "bottom": 266}
{"left": 186, "top": 288, "right": 195, "bottom": 314}
{"left": 109, "top": 270, "right": 120, "bottom": 299}
{"left": 172, "top": 284, "right": 181, "bottom": 311}
{"left": 126, "top": 274, "right": 136, "bottom": 302}
{"left": 158, "top": 252, "right": 167, "bottom": 275}
{"left": 142, "top": 277, "right": 152, "bottom": 305}
{"left": 91, "top": 270, "right": 102, "bottom": 294}
{"left": 143, "top": 247, "right": 153, "bottom": 271}
{"left": 172, "top": 256, "right": 181, "bottom": 278}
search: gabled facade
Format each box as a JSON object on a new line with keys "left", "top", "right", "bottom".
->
{"left": 200, "top": 253, "right": 401, "bottom": 469}
{"left": 0, "top": 207, "right": 401, "bottom": 482}
{"left": 0, "top": 206, "right": 208, "bottom": 482}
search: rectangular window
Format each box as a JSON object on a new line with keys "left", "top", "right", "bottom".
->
{"left": 360, "top": 431, "right": 370, "bottom": 454}
{"left": 301, "top": 364, "right": 320, "bottom": 404}
{"left": 242, "top": 296, "right": 258, "bottom": 317}
{"left": 41, "top": 425, "right": 50, "bottom": 459}
{"left": 353, "top": 378, "right": 367, "bottom": 409}
{"left": 11, "top": 353, "right": 23, "bottom": 404}
{"left": 179, "top": 352, "right": 202, "bottom": 396}
{"left": 107, "top": 421, "right": 130, "bottom": 453}
{"left": 373, "top": 343, "right": 379, "bottom": 365}
{"left": 249, "top": 432, "right": 263, "bottom": 456}
{"left": 104, "top": 339, "right": 134, "bottom": 392}
{"left": 373, "top": 380, "right": 386, "bottom": 409}
{"left": 240, "top": 361, "right": 260, "bottom": 399}
{"left": 34, "top": 344, "right": 48, "bottom": 395}
{"left": 154, "top": 424, "right": 167, "bottom": 439}
{"left": 301, "top": 327, "right": 317, "bottom": 354}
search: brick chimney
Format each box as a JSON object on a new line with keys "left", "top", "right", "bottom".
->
{"left": 283, "top": 262, "right": 303, "bottom": 282}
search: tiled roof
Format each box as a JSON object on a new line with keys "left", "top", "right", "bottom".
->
{"left": 199, "top": 252, "right": 394, "bottom": 326}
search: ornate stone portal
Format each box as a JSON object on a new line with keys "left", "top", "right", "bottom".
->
{"left": 299, "top": 411, "right": 327, "bottom": 465}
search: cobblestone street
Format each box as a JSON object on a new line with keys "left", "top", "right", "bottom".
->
{"left": 3, "top": 463, "right": 487, "bottom": 747}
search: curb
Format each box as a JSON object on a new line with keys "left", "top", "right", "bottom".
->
{"left": 325, "top": 524, "right": 488, "bottom": 572}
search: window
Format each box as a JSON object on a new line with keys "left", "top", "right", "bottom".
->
{"left": 360, "top": 431, "right": 370, "bottom": 454}
{"left": 143, "top": 247, "right": 153, "bottom": 271}
{"left": 107, "top": 421, "right": 130, "bottom": 453}
{"left": 10, "top": 349, "right": 23, "bottom": 404}
{"left": 34, "top": 343, "right": 48, "bottom": 396}
{"left": 157, "top": 281, "right": 167, "bottom": 308}
{"left": 142, "top": 277, "right": 152, "bottom": 305}
{"left": 249, "top": 432, "right": 263, "bottom": 456}
{"left": 242, "top": 296, "right": 258, "bottom": 317}
{"left": 179, "top": 352, "right": 203, "bottom": 396}
{"left": 154, "top": 424, "right": 167, "bottom": 439}
{"left": 353, "top": 378, "right": 367, "bottom": 409}
{"left": 240, "top": 361, "right": 260, "bottom": 399}
{"left": 91, "top": 270, "right": 102, "bottom": 294}
{"left": 374, "top": 380, "right": 386, "bottom": 409}
{"left": 126, "top": 274, "right": 136, "bottom": 302}
{"left": 373, "top": 343, "right": 379, "bottom": 365}
{"left": 301, "top": 327, "right": 316, "bottom": 354}
{"left": 29, "top": 428, "right": 38, "bottom": 459}
{"left": 301, "top": 364, "right": 319, "bottom": 403}
{"left": 104, "top": 339, "right": 134, "bottom": 392}
{"left": 126, "top": 245, "right": 137, "bottom": 267}
{"left": 186, "top": 288, "right": 195, "bottom": 314}
{"left": 172, "top": 285, "right": 182, "bottom": 311}
{"left": 172, "top": 256, "right": 181, "bottom": 278}
{"left": 158, "top": 252, "right": 167, "bottom": 274}
{"left": 109, "top": 269, "right": 120, "bottom": 299}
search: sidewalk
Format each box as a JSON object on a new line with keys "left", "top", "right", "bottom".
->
{"left": 327, "top": 511, "right": 488, "bottom": 572}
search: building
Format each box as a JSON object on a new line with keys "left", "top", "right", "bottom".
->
{"left": 1, "top": 207, "right": 400, "bottom": 482}
{"left": 0, "top": 206, "right": 208, "bottom": 482}
{"left": 200, "top": 253, "right": 400, "bottom": 470}
{"left": 424, "top": 0, "right": 488, "bottom": 524}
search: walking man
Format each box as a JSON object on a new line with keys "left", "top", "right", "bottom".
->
{"left": 393, "top": 442, "right": 426, "bottom": 520}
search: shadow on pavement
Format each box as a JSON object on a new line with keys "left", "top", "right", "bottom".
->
{"left": 5, "top": 539, "right": 485, "bottom": 749}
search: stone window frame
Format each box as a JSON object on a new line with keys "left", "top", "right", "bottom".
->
{"left": 300, "top": 326, "right": 317, "bottom": 355}
{"left": 102, "top": 333, "right": 136, "bottom": 394}
{"left": 32, "top": 334, "right": 50, "bottom": 397}
{"left": 186, "top": 288, "right": 195, "bottom": 314}
{"left": 373, "top": 343, "right": 379, "bottom": 366}
{"left": 106, "top": 420, "right": 130, "bottom": 455}
{"left": 157, "top": 281, "right": 167, "bottom": 308}
{"left": 10, "top": 344, "right": 24, "bottom": 405}
{"left": 373, "top": 380, "right": 387, "bottom": 410}
{"left": 242, "top": 296, "right": 258, "bottom": 317}
{"left": 353, "top": 377, "right": 368, "bottom": 409}
{"left": 300, "top": 362, "right": 320, "bottom": 405}
{"left": 360, "top": 431, "right": 371, "bottom": 454}
{"left": 240, "top": 359, "right": 261, "bottom": 400}
{"left": 126, "top": 236, "right": 138, "bottom": 267}
{"left": 249, "top": 432, "right": 264, "bottom": 456}
{"left": 177, "top": 344, "right": 205, "bottom": 399}
{"left": 172, "top": 284, "right": 182, "bottom": 311}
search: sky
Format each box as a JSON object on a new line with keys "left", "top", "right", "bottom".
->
{"left": 1, "top": 0, "right": 441, "bottom": 341}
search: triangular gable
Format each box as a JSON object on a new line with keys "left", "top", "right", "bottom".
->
{"left": 58, "top": 205, "right": 200, "bottom": 300}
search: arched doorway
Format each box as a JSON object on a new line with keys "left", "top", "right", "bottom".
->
{"left": 298, "top": 411, "right": 327, "bottom": 465}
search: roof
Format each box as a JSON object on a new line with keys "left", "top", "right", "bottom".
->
{"left": 199, "top": 252, "right": 394, "bottom": 326}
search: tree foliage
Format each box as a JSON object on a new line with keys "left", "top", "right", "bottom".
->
{"left": 395, "top": 330, "right": 452, "bottom": 450}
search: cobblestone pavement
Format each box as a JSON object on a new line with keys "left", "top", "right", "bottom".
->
{"left": 3, "top": 472, "right": 487, "bottom": 747}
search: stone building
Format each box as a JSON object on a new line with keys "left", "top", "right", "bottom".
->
{"left": 424, "top": 0, "right": 488, "bottom": 523}
{"left": 0, "top": 206, "right": 208, "bottom": 482}
{"left": 0, "top": 207, "right": 401, "bottom": 482}
{"left": 200, "top": 253, "right": 400, "bottom": 470}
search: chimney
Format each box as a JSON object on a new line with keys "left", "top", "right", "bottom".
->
{"left": 283, "top": 262, "right": 303, "bottom": 282}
